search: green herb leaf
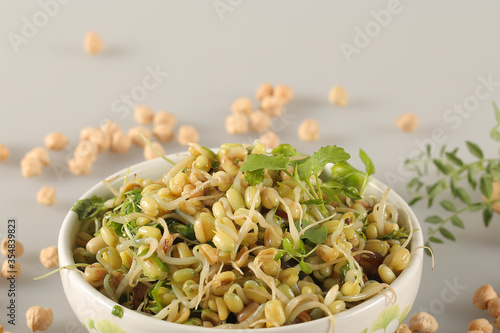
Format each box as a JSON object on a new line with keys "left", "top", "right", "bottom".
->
{"left": 72, "top": 195, "right": 105, "bottom": 220}
{"left": 165, "top": 218, "right": 195, "bottom": 240}
{"left": 310, "top": 145, "right": 350, "bottom": 174}
{"left": 439, "top": 227, "right": 456, "bottom": 241}
{"left": 480, "top": 174, "right": 493, "bottom": 199}
{"left": 329, "top": 161, "right": 364, "bottom": 189}
{"left": 451, "top": 216, "right": 465, "bottom": 229}
{"left": 299, "top": 261, "right": 312, "bottom": 274}
{"left": 301, "top": 199, "right": 325, "bottom": 205}
{"left": 483, "top": 206, "right": 493, "bottom": 227}
{"left": 359, "top": 149, "right": 375, "bottom": 194}
{"left": 240, "top": 154, "right": 290, "bottom": 172}
{"left": 425, "top": 215, "right": 443, "bottom": 224}
{"left": 282, "top": 238, "right": 293, "bottom": 252}
{"left": 467, "top": 166, "right": 478, "bottom": 190}
{"left": 468, "top": 203, "right": 485, "bottom": 212}
{"left": 295, "top": 220, "right": 328, "bottom": 244}
{"left": 342, "top": 186, "right": 362, "bottom": 200}
{"left": 433, "top": 160, "right": 454, "bottom": 175}
{"left": 439, "top": 200, "right": 457, "bottom": 212}
{"left": 455, "top": 188, "right": 472, "bottom": 205}
{"left": 465, "top": 141, "right": 484, "bottom": 159}
{"left": 429, "top": 236, "right": 444, "bottom": 244}
{"left": 408, "top": 196, "right": 423, "bottom": 205}
{"left": 272, "top": 144, "right": 298, "bottom": 157}
{"left": 244, "top": 169, "right": 265, "bottom": 186}
{"left": 445, "top": 151, "right": 464, "bottom": 167}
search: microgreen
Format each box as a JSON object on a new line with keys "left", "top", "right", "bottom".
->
{"left": 405, "top": 102, "right": 500, "bottom": 254}
{"left": 72, "top": 195, "right": 106, "bottom": 220}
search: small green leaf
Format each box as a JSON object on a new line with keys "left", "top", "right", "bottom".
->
{"left": 439, "top": 200, "right": 457, "bottom": 212}
{"left": 427, "top": 179, "right": 446, "bottom": 197}
{"left": 282, "top": 237, "right": 293, "bottom": 252}
{"left": 456, "top": 188, "right": 472, "bottom": 204}
{"left": 451, "top": 216, "right": 465, "bottom": 229}
{"left": 301, "top": 199, "right": 325, "bottom": 205}
{"left": 433, "top": 160, "right": 454, "bottom": 175}
{"left": 244, "top": 169, "right": 265, "bottom": 186}
{"left": 468, "top": 202, "right": 486, "bottom": 212}
{"left": 72, "top": 195, "right": 105, "bottom": 220}
{"left": 445, "top": 151, "right": 464, "bottom": 167}
{"left": 299, "top": 261, "right": 312, "bottom": 274}
{"left": 429, "top": 236, "right": 444, "bottom": 244}
{"left": 240, "top": 154, "right": 290, "bottom": 172}
{"left": 483, "top": 206, "right": 493, "bottom": 227}
{"left": 408, "top": 196, "right": 423, "bottom": 206}
{"left": 274, "top": 251, "right": 284, "bottom": 261}
{"left": 467, "top": 166, "right": 478, "bottom": 190}
{"left": 343, "top": 186, "right": 362, "bottom": 200}
{"left": 480, "top": 174, "right": 493, "bottom": 199}
{"left": 271, "top": 144, "right": 298, "bottom": 157}
{"left": 310, "top": 145, "right": 351, "bottom": 174}
{"left": 425, "top": 215, "right": 443, "bottom": 224}
{"left": 439, "top": 227, "right": 456, "bottom": 241}
{"left": 359, "top": 149, "right": 375, "bottom": 176}
{"left": 465, "top": 141, "right": 484, "bottom": 159}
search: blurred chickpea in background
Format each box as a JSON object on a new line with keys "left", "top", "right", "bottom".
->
{"left": 260, "top": 131, "right": 280, "bottom": 149}
{"left": 128, "top": 126, "right": 152, "bottom": 147}
{"left": 328, "top": 85, "right": 348, "bottom": 106}
{"left": 0, "top": 144, "right": 9, "bottom": 162}
{"left": 44, "top": 132, "right": 69, "bottom": 151}
{"left": 134, "top": 105, "right": 154, "bottom": 125}
{"left": 37, "top": 186, "right": 56, "bottom": 206}
{"left": 84, "top": 31, "right": 103, "bottom": 55}
{"left": 298, "top": 118, "right": 320, "bottom": 141}
{"left": 225, "top": 114, "right": 248, "bottom": 135}
{"left": 396, "top": 113, "right": 419, "bottom": 132}
{"left": 178, "top": 125, "right": 199, "bottom": 146}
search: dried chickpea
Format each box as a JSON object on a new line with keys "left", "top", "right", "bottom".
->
{"left": 110, "top": 130, "right": 131, "bottom": 154}
{"left": 1, "top": 260, "right": 21, "bottom": 278}
{"left": 473, "top": 285, "right": 498, "bottom": 310}
{"left": 128, "top": 126, "right": 152, "bottom": 147}
{"left": 68, "top": 157, "right": 92, "bottom": 176}
{"left": 178, "top": 125, "right": 199, "bottom": 146}
{"left": 469, "top": 318, "right": 493, "bottom": 333}
{"left": 256, "top": 83, "right": 273, "bottom": 101}
{"left": 153, "top": 123, "right": 175, "bottom": 143}
{"left": 26, "top": 305, "right": 53, "bottom": 332}
{"left": 298, "top": 118, "right": 319, "bottom": 141}
{"left": 259, "top": 131, "right": 280, "bottom": 149}
{"left": 134, "top": 104, "right": 154, "bottom": 124}
{"left": 396, "top": 323, "right": 411, "bottom": 333}
{"left": 84, "top": 31, "right": 103, "bottom": 55}
{"left": 1, "top": 238, "right": 24, "bottom": 258}
{"left": 44, "top": 132, "right": 68, "bottom": 151}
{"left": 396, "top": 113, "right": 419, "bottom": 133}
{"left": 144, "top": 141, "right": 165, "bottom": 160}
{"left": 260, "top": 96, "right": 284, "bottom": 117}
{"left": 0, "top": 144, "right": 9, "bottom": 162}
{"left": 488, "top": 298, "right": 500, "bottom": 318}
{"left": 409, "top": 312, "right": 438, "bottom": 333}
{"left": 225, "top": 114, "right": 248, "bottom": 135}
{"left": 274, "top": 84, "right": 294, "bottom": 103}
{"left": 25, "top": 147, "right": 50, "bottom": 166}
{"left": 101, "top": 119, "right": 120, "bottom": 135}
{"left": 249, "top": 111, "right": 271, "bottom": 133}
{"left": 21, "top": 157, "right": 43, "bottom": 178}
{"left": 80, "top": 127, "right": 109, "bottom": 153}
{"left": 39, "top": 246, "right": 58, "bottom": 268}
{"left": 154, "top": 110, "right": 177, "bottom": 128}
{"left": 328, "top": 85, "right": 348, "bottom": 106}
{"left": 231, "top": 97, "right": 253, "bottom": 115}
{"left": 74, "top": 140, "right": 98, "bottom": 162}
{"left": 36, "top": 186, "right": 56, "bottom": 206}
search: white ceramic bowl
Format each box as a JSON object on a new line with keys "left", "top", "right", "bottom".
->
{"left": 59, "top": 152, "right": 424, "bottom": 333}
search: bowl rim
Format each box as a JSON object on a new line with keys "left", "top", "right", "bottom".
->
{"left": 58, "top": 151, "right": 424, "bottom": 331}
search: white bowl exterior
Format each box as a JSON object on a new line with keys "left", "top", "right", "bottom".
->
{"left": 58, "top": 154, "right": 423, "bottom": 333}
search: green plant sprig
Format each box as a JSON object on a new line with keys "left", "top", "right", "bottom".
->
{"left": 405, "top": 102, "right": 500, "bottom": 253}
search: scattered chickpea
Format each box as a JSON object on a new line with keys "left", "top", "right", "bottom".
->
{"left": 395, "top": 323, "right": 411, "bottom": 333}
{"left": 231, "top": 97, "right": 253, "bottom": 115}
{"left": 473, "top": 285, "right": 498, "bottom": 310}
{"left": 68, "top": 157, "right": 92, "bottom": 176}
{"left": 492, "top": 317, "right": 500, "bottom": 329}
{"left": 274, "top": 84, "right": 294, "bottom": 103}
{"left": 144, "top": 141, "right": 165, "bottom": 160}
{"left": 260, "top": 96, "right": 284, "bottom": 117}
{"left": 396, "top": 113, "right": 419, "bottom": 133}
{"left": 328, "top": 85, "right": 348, "bottom": 106}
{"left": 20, "top": 157, "right": 43, "bottom": 178}
{"left": 101, "top": 119, "right": 120, "bottom": 135}
{"left": 259, "top": 131, "right": 280, "bottom": 149}
{"left": 80, "top": 127, "right": 109, "bottom": 153}
{"left": 249, "top": 111, "right": 271, "bottom": 133}
{"left": 39, "top": 246, "right": 58, "bottom": 269}
{"left": 84, "top": 31, "right": 103, "bottom": 55}
{"left": 0, "top": 144, "right": 10, "bottom": 162}
{"left": 128, "top": 126, "right": 152, "bottom": 147}
{"left": 1, "top": 238, "right": 24, "bottom": 258}
{"left": 153, "top": 123, "right": 175, "bottom": 143}
{"left": 408, "top": 312, "right": 438, "bottom": 333}
{"left": 487, "top": 298, "right": 500, "bottom": 318}
{"left": 36, "top": 186, "right": 56, "bottom": 206}
{"left": 225, "top": 114, "right": 249, "bottom": 135}
{"left": 468, "top": 318, "right": 493, "bottom": 333}
{"left": 74, "top": 140, "right": 98, "bottom": 163}
{"left": 154, "top": 110, "right": 177, "bottom": 128}
{"left": 110, "top": 130, "right": 131, "bottom": 154}
{"left": 26, "top": 305, "right": 53, "bottom": 332}
{"left": 178, "top": 125, "right": 200, "bottom": 146}
{"left": 43, "top": 132, "right": 68, "bottom": 151}
{"left": 256, "top": 83, "right": 273, "bottom": 101}
{"left": 298, "top": 118, "right": 320, "bottom": 141}
{"left": 25, "top": 147, "right": 50, "bottom": 166}
{"left": 134, "top": 105, "right": 154, "bottom": 125}
{"left": 1, "top": 260, "right": 21, "bottom": 278}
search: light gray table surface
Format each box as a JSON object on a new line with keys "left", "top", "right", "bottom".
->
{"left": 1, "top": 1, "right": 500, "bottom": 332}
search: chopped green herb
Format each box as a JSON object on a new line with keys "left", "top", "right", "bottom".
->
{"left": 72, "top": 195, "right": 105, "bottom": 220}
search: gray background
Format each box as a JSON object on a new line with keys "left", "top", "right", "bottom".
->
{"left": 1, "top": 1, "right": 500, "bottom": 332}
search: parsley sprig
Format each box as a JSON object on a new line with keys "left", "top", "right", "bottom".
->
{"left": 405, "top": 102, "right": 500, "bottom": 253}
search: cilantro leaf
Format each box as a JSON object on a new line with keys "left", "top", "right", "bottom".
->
{"left": 310, "top": 145, "right": 351, "bottom": 174}
{"left": 359, "top": 149, "right": 375, "bottom": 176}
{"left": 294, "top": 220, "right": 328, "bottom": 244}
{"left": 165, "top": 218, "right": 195, "bottom": 240}
{"left": 240, "top": 154, "right": 290, "bottom": 172}
{"left": 72, "top": 195, "right": 105, "bottom": 220}
{"left": 272, "top": 144, "right": 298, "bottom": 157}
{"left": 329, "top": 161, "right": 364, "bottom": 188}
{"left": 244, "top": 169, "right": 265, "bottom": 186}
